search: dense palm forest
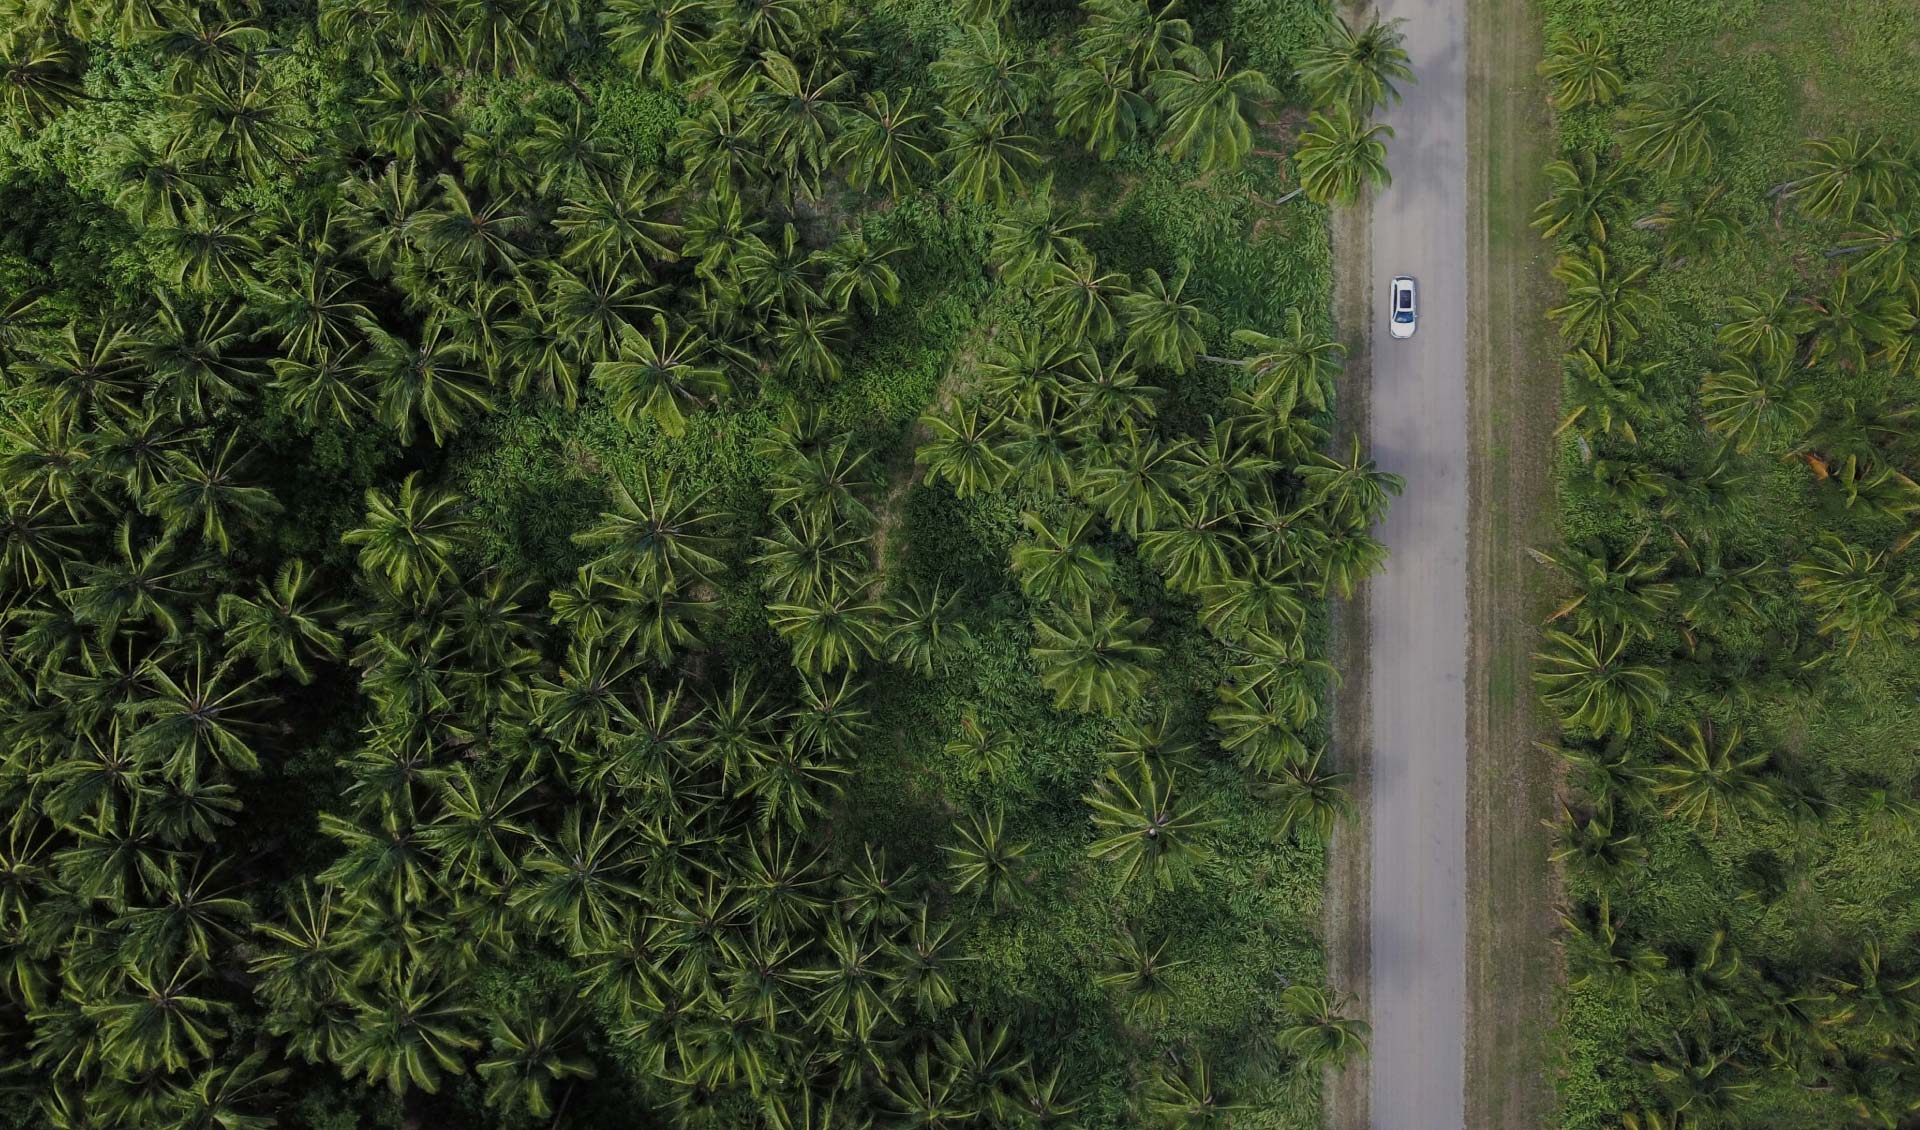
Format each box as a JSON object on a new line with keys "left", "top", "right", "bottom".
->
{"left": 0, "top": 0, "right": 1402, "bottom": 1126}
{"left": 1532, "top": 2, "right": 1920, "bottom": 1126}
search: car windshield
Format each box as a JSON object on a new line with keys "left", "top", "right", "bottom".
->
{"left": 1394, "top": 310, "right": 1413, "bottom": 322}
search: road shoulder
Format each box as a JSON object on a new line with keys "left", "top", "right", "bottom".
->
{"left": 1464, "top": 0, "right": 1563, "bottom": 1127}
{"left": 1324, "top": 182, "right": 1372, "bottom": 1130}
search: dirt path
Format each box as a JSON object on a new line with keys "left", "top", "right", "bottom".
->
{"left": 1464, "top": 0, "right": 1562, "bottom": 1126}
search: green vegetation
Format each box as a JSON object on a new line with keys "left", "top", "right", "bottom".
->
{"left": 0, "top": 1, "right": 1395, "bottom": 1127}
{"left": 1530, "top": 1, "right": 1920, "bottom": 1126}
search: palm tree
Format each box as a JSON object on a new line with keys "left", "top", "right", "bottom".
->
{"left": 1652, "top": 720, "right": 1773, "bottom": 832}
{"left": 1537, "top": 30, "right": 1624, "bottom": 109}
{"left": 1699, "top": 355, "right": 1816, "bottom": 453}
{"left": 216, "top": 559, "right": 346, "bottom": 684}
{"left": 1791, "top": 535, "right": 1920, "bottom": 654}
{"left": 83, "top": 962, "right": 229, "bottom": 1074}
{"left": 1054, "top": 58, "right": 1154, "bottom": 160}
{"left": 1083, "top": 761, "right": 1216, "bottom": 892}
{"left": 1276, "top": 984, "right": 1369, "bottom": 1069}
{"left": 768, "top": 591, "right": 887, "bottom": 674}
{"left": 882, "top": 580, "right": 970, "bottom": 677}
{"left": 600, "top": 0, "right": 714, "bottom": 83}
{"left": 944, "top": 808, "right": 1029, "bottom": 912}
{"left": 1714, "top": 287, "right": 1811, "bottom": 365}
{"left": 1293, "top": 104, "right": 1393, "bottom": 205}
{"left": 1259, "top": 748, "right": 1355, "bottom": 843}
{"left": 342, "top": 472, "right": 474, "bottom": 594}
{"left": 1295, "top": 14, "right": 1414, "bottom": 115}
{"left": 1557, "top": 348, "right": 1654, "bottom": 445}
{"left": 1120, "top": 267, "right": 1212, "bottom": 373}
{"left": 1531, "top": 626, "right": 1666, "bottom": 737}
{"left": 1299, "top": 434, "right": 1405, "bottom": 529}
{"left": 1228, "top": 309, "right": 1345, "bottom": 416}
{"left": 1533, "top": 151, "right": 1636, "bottom": 242}
{"left": 0, "top": 32, "right": 89, "bottom": 128}
{"left": 476, "top": 998, "right": 596, "bottom": 1119}
{"left": 1041, "top": 251, "right": 1131, "bottom": 344}
{"left": 572, "top": 471, "right": 727, "bottom": 587}
{"left": 1080, "top": 425, "right": 1186, "bottom": 535}
{"left": 1616, "top": 84, "right": 1732, "bottom": 179}
{"left": 835, "top": 89, "right": 937, "bottom": 196}
{"left": 358, "top": 318, "right": 494, "bottom": 447}
{"left": 1839, "top": 204, "right": 1920, "bottom": 293}
{"left": 941, "top": 117, "right": 1041, "bottom": 208}
{"left": 1562, "top": 895, "right": 1665, "bottom": 1003}
{"left": 1529, "top": 536, "right": 1678, "bottom": 641}
{"left": 1788, "top": 132, "right": 1913, "bottom": 221}
{"left": 593, "top": 315, "right": 727, "bottom": 438}
{"left": 1080, "top": 0, "right": 1190, "bottom": 82}
{"left": 916, "top": 404, "right": 1010, "bottom": 499}
{"left": 1152, "top": 41, "right": 1276, "bottom": 172}
{"left": 1144, "top": 1050, "right": 1246, "bottom": 1126}
{"left": 1547, "top": 246, "right": 1655, "bottom": 355}
{"left": 1637, "top": 184, "right": 1737, "bottom": 266}
{"left": 1097, "top": 927, "right": 1187, "bottom": 1025}
{"left": 337, "top": 974, "right": 478, "bottom": 1096}
{"left": 146, "top": 434, "right": 282, "bottom": 553}
{"left": 1549, "top": 798, "right": 1648, "bottom": 888}
{"left": 1010, "top": 510, "right": 1116, "bottom": 606}
{"left": 1030, "top": 601, "right": 1163, "bottom": 715}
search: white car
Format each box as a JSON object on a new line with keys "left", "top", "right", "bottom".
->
{"left": 1388, "top": 275, "right": 1417, "bottom": 339}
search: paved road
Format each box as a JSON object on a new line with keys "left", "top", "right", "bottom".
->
{"left": 1365, "top": 0, "right": 1469, "bottom": 1126}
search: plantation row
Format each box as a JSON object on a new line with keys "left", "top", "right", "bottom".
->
{"left": 1532, "top": 17, "right": 1920, "bottom": 1129}
{"left": 0, "top": 1, "right": 1401, "bottom": 1127}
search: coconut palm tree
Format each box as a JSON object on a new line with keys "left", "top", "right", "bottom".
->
{"left": 476, "top": 997, "right": 596, "bottom": 1119}
{"left": 341, "top": 472, "right": 475, "bottom": 595}
{"left": 944, "top": 808, "right": 1029, "bottom": 912}
{"left": 1652, "top": 720, "right": 1774, "bottom": 833}
{"left": 216, "top": 559, "right": 346, "bottom": 684}
{"left": 600, "top": 0, "right": 715, "bottom": 84}
{"left": 1295, "top": 14, "right": 1413, "bottom": 115}
{"left": 593, "top": 315, "right": 727, "bottom": 438}
{"left": 1095, "top": 926, "right": 1186, "bottom": 1026}
{"left": 941, "top": 118, "right": 1041, "bottom": 208}
{"left": 1228, "top": 309, "right": 1345, "bottom": 416}
{"left": 1532, "top": 626, "right": 1666, "bottom": 737}
{"left": 1275, "top": 984, "right": 1369, "bottom": 1069}
{"left": 1699, "top": 355, "right": 1816, "bottom": 453}
{"left": 1120, "top": 267, "right": 1212, "bottom": 373}
{"left": 0, "top": 32, "right": 89, "bottom": 128}
{"left": 1562, "top": 895, "right": 1665, "bottom": 1003}
{"left": 1054, "top": 57, "right": 1155, "bottom": 160}
{"left": 1145, "top": 1050, "right": 1246, "bottom": 1126}
{"left": 1259, "top": 748, "right": 1355, "bottom": 843}
{"left": 1791, "top": 535, "right": 1920, "bottom": 655}
{"left": 1029, "top": 600, "right": 1163, "bottom": 715}
{"left": 1083, "top": 761, "right": 1216, "bottom": 892}
{"left": 1293, "top": 104, "right": 1393, "bottom": 205}
{"left": 916, "top": 404, "right": 1010, "bottom": 500}
{"left": 1298, "top": 434, "right": 1405, "bottom": 529}
{"left": 1616, "top": 84, "right": 1733, "bottom": 180}
{"left": 933, "top": 24, "right": 1041, "bottom": 126}
{"left": 835, "top": 89, "right": 937, "bottom": 197}
{"left": 1080, "top": 0, "right": 1192, "bottom": 85}
{"left": 573, "top": 471, "right": 727, "bottom": 588}
{"left": 1151, "top": 41, "right": 1276, "bottom": 172}
{"left": 1533, "top": 151, "right": 1636, "bottom": 242}
{"left": 1537, "top": 30, "right": 1624, "bottom": 109}
{"left": 1788, "top": 132, "right": 1913, "bottom": 221}
{"left": 1548, "top": 246, "right": 1655, "bottom": 355}
{"left": 1714, "top": 287, "right": 1811, "bottom": 365}
{"left": 1529, "top": 536, "right": 1678, "bottom": 641}
{"left": 1010, "top": 510, "right": 1116, "bottom": 606}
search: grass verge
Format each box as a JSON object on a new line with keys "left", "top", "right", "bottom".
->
{"left": 1465, "top": 0, "right": 1564, "bottom": 1127}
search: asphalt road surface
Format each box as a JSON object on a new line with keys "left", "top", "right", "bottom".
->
{"left": 1365, "top": 0, "right": 1470, "bottom": 1126}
